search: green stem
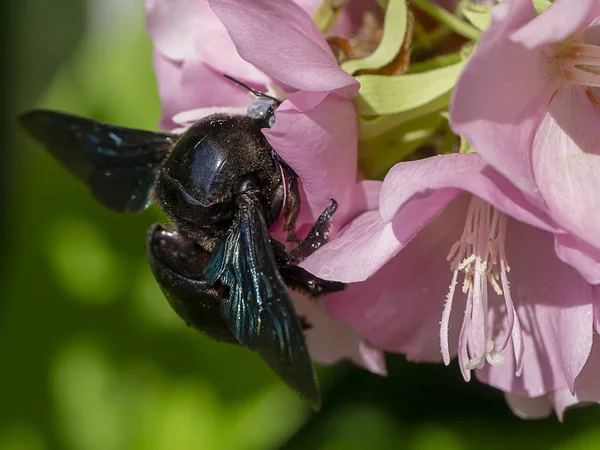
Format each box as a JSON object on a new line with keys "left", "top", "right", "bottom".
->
{"left": 410, "top": 0, "right": 481, "bottom": 41}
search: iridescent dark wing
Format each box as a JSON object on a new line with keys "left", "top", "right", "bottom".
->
{"left": 19, "top": 109, "right": 175, "bottom": 212}
{"left": 205, "top": 192, "right": 320, "bottom": 409}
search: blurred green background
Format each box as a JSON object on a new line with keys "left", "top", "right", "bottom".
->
{"left": 1, "top": 1, "right": 599, "bottom": 449}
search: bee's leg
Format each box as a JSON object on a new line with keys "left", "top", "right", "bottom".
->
{"left": 147, "top": 224, "right": 236, "bottom": 343}
{"left": 283, "top": 168, "right": 301, "bottom": 243}
{"left": 270, "top": 238, "right": 344, "bottom": 296}
{"left": 289, "top": 199, "right": 338, "bottom": 263}
{"left": 298, "top": 315, "right": 313, "bottom": 331}
{"left": 272, "top": 156, "right": 302, "bottom": 243}
{"left": 282, "top": 163, "right": 300, "bottom": 242}
{"left": 280, "top": 264, "right": 345, "bottom": 297}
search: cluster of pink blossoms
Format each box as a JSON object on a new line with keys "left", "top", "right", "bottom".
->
{"left": 144, "top": 0, "right": 600, "bottom": 419}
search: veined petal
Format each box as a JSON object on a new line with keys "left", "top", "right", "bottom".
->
{"left": 209, "top": 0, "right": 359, "bottom": 95}
{"left": 380, "top": 154, "right": 559, "bottom": 233}
{"left": 532, "top": 86, "right": 600, "bottom": 249}
{"left": 449, "top": 0, "right": 556, "bottom": 202}
{"left": 264, "top": 92, "right": 358, "bottom": 221}
{"left": 336, "top": 180, "right": 382, "bottom": 228}
{"left": 554, "top": 233, "right": 600, "bottom": 285}
{"left": 477, "top": 218, "right": 594, "bottom": 397}
{"left": 300, "top": 210, "right": 399, "bottom": 283}
{"left": 510, "top": 0, "right": 600, "bottom": 49}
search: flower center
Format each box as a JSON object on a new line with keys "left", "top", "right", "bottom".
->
{"left": 440, "top": 196, "right": 524, "bottom": 382}
{"left": 555, "top": 41, "right": 600, "bottom": 95}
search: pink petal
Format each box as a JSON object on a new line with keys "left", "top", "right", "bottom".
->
{"left": 584, "top": 19, "right": 600, "bottom": 44}
{"left": 554, "top": 335, "right": 600, "bottom": 420}
{"left": 354, "top": 340, "right": 388, "bottom": 376}
{"left": 209, "top": 0, "right": 359, "bottom": 96}
{"left": 291, "top": 0, "right": 322, "bottom": 17}
{"left": 336, "top": 179, "right": 382, "bottom": 228}
{"left": 596, "top": 286, "right": 600, "bottom": 334}
{"left": 504, "top": 394, "right": 552, "bottom": 420}
{"left": 477, "top": 218, "right": 594, "bottom": 397}
{"left": 532, "top": 86, "right": 600, "bottom": 249}
{"left": 291, "top": 292, "right": 387, "bottom": 375}
{"left": 188, "top": 4, "right": 269, "bottom": 86}
{"left": 179, "top": 59, "right": 259, "bottom": 108}
{"left": 510, "top": 0, "right": 600, "bottom": 49}
{"left": 264, "top": 92, "right": 358, "bottom": 221}
{"left": 449, "top": 0, "right": 557, "bottom": 202}
{"left": 147, "top": 0, "right": 271, "bottom": 128}
{"left": 381, "top": 154, "right": 559, "bottom": 233}
{"left": 152, "top": 51, "right": 185, "bottom": 129}
{"left": 172, "top": 106, "right": 248, "bottom": 127}
{"left": 145, "top": 0, "right": 202, "bottom": 61}
{"left": 300, "top": 210, "right": 400, "bottom": 283}
{"left": 320, "top": 196, "right": 469, "bottom": 360}
{"left": 153, "top": 51, "right": 253, "bottom": 129}
{"left": 301, "top": 184, "right": 459, "bottom": 283}
{"left": 307, "top": 153, "right": 560, "bottom": 285}
{"left": 554, "top": 233, "right": 600, "bottom": 284}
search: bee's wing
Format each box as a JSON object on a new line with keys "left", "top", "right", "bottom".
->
{"left": 205, "top": 193, "right": 320, "bottom": 409}
{"left": 19, "top": 109, "right": 175, "bottom": 213}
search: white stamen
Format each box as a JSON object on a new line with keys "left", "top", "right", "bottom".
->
{"left": 440, "top": 196, "right": 522, "bottom": 381}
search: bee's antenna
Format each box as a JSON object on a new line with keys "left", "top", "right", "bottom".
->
{"left": 223, "top": 75, "right": 280, "bottom": 103}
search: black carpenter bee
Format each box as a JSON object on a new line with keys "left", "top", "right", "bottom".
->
{"left": 19, "top": 77, "right": 344, "bottom": 409}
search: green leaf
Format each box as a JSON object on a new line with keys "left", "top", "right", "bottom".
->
{"left": 441, "top": 122, "right": 459, "bottom": 154}
{"left": 459, "top": 136, "right": 474, "bottom": 154}
{"left": 341, "top": 0, "right": 408, "bottom": 75}
{"left": 533, "top": 0, "right": 553, "bottom": 14}
{"left": 411, "top": 0, "right": 480, "bottom": 40}
{"left": 354, "top": 60, "right": 465, "bottom": 116}
{"left": 359, "top": 113, "right": 445, "bottom": 179}
{"left": 313, "top": 0, "right": 345, "bottom": 34}
{"left": 405, "top": 51, "right": 462, "bottom": 74}
{"left": 463, "top": 5, "right": 492, "bottom": 31}
{"left": 358, "top": 91, "right": 451, "bottom": 139}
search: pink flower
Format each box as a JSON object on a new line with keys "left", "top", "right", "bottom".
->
{"left": 144, "top": 0, "right": 389, "bottom": 370}
{"left": 302, "top": 153, "right": 600, "bottom": 418}
{"left": 450, "top": 0, "right": 600, "bottom": 284}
